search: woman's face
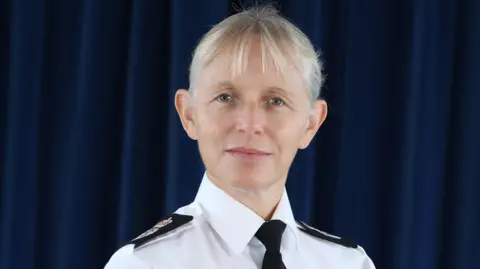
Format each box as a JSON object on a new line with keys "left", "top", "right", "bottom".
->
{"left": 176, "top": 40, "right": 327, "bottom": 192}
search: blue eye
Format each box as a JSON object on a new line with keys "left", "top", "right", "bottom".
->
{"left": 216, "top": 93, "right": 232, "bottom": 103}
{"left": 268, "top": 98, "right": 285, "bottom": 106}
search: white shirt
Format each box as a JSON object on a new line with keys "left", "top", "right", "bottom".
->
{"left": 104, "top": 173, "right": 376, "bottom": 269}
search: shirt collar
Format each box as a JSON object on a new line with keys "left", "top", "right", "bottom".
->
{"left": 193, "top": 172, "right": 300, "bottom": 255}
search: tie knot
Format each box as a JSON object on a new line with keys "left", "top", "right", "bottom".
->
{"left": 255, "top": 220, "right": 286, "bottom": 251}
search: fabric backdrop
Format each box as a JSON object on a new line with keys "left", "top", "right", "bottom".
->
{"left": 1, "top": 0, "right": 479, "bottom": 268}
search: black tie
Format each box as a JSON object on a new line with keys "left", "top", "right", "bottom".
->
{"left": 255, "top": 220, "right": 287, "bottom": 269}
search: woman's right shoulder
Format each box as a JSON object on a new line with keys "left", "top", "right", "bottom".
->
{"left": 103, "top": 244, "right": 152, "bottom": 269}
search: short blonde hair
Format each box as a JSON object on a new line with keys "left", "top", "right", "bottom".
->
{"left": 188, "top": 5, "right": 323, "bottom": 105}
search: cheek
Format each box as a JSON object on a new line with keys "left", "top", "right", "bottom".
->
{"left": 267, "top": 114, "right": 307, "bottom": 146}
{"left": 196, "top": 108, "right": 230, "bottom": 138}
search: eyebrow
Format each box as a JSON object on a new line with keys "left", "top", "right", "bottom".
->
{"left": 265, "top": 86, "right": 293, "bottom": 98}
{"left": 214, "top": 81, "right": 293, "bottom": 97}
{"left": 214, "top": 81, "right": 235, "bottom": 91}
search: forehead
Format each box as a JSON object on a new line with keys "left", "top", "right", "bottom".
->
{"left": 196, "top": 38, "right": 307, "bottom": 94}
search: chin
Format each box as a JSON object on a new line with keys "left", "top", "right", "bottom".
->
{"left": 229, "top": 171, "right": 275, "bottom": 191}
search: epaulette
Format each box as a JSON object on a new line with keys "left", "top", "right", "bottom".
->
{"left": 296, "top": 220, "right": 358, "bottom": 248}
{"left": 130, "top": 213, "right": 193, "bottom": 249}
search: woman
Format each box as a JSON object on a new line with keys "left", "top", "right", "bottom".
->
{"left": 104, "top": 5, "right": 376, "bottom": 269}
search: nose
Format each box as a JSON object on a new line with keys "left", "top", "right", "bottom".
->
{"left": 234, "top": 102, "right": 265, "bottom": 135}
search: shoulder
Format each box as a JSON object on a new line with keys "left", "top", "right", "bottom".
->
{"left": 103, "top": 205, "right": 205, "bottom": 268}
{"left": 296, "top": 220, "right": 376, "bottom": 268}
{"left": 130, "top": 212, "right": 195, "bottom": 250}
{"left": 296, "top": 220, "right": 358, "bottom": 248}
{"left": 103, "top": 244, "right": 151, "bottom": 269}
{"left": 132, "top": 204, "right": 203, "bottom": 250}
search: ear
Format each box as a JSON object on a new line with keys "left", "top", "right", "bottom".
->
{"left": 174, "top": 89, "right": 198, "bottom": 140}
{"left": 299, "top": 100, "right": 328, "bottom": 149}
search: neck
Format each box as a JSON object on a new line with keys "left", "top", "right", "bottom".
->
{"left": 206, "top": 171, "right": 286, "bottom": 220}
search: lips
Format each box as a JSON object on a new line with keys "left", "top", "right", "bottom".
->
{"left": 226, "top": 147, "right": 270, "bottom": 155}
{"left": 225, "top": 147, "right": 271, "bottom": 162}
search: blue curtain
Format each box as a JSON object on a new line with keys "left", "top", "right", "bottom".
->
{"left": 1, "top": 0, "right": 479, "bottom": 268}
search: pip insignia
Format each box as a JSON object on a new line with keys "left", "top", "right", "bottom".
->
{"left": 130, "top": 213, "right": 193, "bottom": 249}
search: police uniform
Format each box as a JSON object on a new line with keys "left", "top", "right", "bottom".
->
{"left": 104, "top": 173, "right": 376, "bottom": 269}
